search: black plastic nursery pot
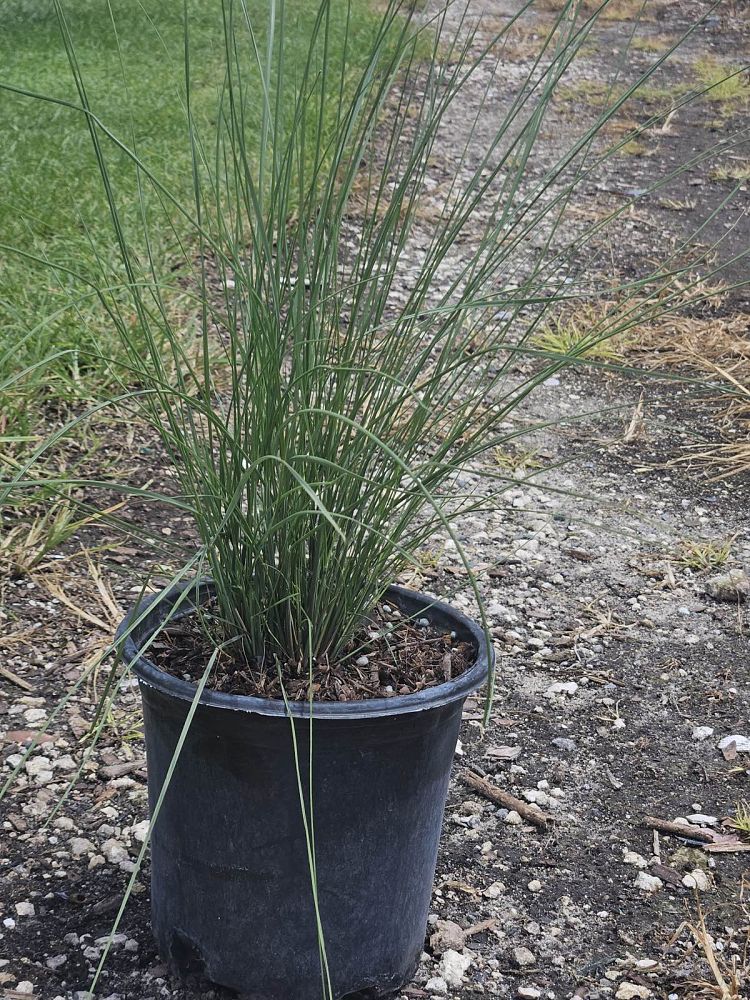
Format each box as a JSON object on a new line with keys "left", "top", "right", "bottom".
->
{"left": 119, "top": 581, "right": 491, "bottom": 1000}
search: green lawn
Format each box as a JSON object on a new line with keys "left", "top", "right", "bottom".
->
{"left": 0, "top": 0, "right": 387, "bottom": 430}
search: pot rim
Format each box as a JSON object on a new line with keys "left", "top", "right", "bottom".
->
{"left": 117, "top": 579, "right": 491, "bottom": 719}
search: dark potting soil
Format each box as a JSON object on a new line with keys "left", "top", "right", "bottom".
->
{"left": 148, "top": 598, "right": 475, "bottom": 701}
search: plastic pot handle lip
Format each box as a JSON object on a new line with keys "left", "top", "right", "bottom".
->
{"left": 116, "top": 579, "right": 492, "bottom": 720}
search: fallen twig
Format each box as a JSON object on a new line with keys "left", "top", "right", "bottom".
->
{"left": 464, "top": 917, "right": 497, "bottom": 938}
{"left": 643, "top": 816, "right": 714, "bottom": 843}
{"left": 461, "top": 770, "right": 550, "bottom": 828}
{"left": 0, "top": 665, "right": 33, "bottom": 692}
{"left": 644, "top": 816, "right": 750, "bottom": 853}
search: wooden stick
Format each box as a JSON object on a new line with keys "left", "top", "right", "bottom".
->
{"left": 464, "top": 917, "right": 497, "bottom": 937}
{"left": 0, "top": 665, "right": 33, "bottom": 692}
{"left": 460, "top": 770, "right": 549, "bottom": 829}
{"left": 643, "top": 816, "right": 714, "bottom": 844}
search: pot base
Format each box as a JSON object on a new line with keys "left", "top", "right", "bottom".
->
{"left": 120, "top": 582, "right": 491, "bottom": 1000}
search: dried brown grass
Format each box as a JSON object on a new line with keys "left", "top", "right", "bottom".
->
{"left": 665, "top": 900, "right": 748, "bottom": 999}
{"left": 633, "top": 310, "right": 750, "bottom": 478}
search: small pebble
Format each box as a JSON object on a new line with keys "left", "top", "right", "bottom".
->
{"left": 635, "top": 872, "right": 662, "bottom": 893}
{"left": 551, "top": 737, "right": 576, "bottom": 752}
{"left": 682, "top": 869, "right": 710, "bottom": 891}
{"left": 514, "top": 946, "right": 536, "bottom": 967}
{"left": 691, "top": 726, "right": 714, "bottom": 741}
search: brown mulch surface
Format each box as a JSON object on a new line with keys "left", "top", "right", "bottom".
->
{"left": 149, "top": 597, "right": 475, "bottom": 701}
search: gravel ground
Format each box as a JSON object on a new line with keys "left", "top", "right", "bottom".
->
{"left": 2, "top": 1, "right": 749, "bottom": 998}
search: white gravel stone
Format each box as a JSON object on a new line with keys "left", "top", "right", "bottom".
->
{"left": 685, "top": 814, "right": 718, "bottom": 826}
{"left": 518, "top": 988, "right": 542, "bottom": 999}
{"left": 616, "top": 984, "right": 652, "bottom": 999}
{"left": 483, "top": 881, "right": 505, "bottom": 899}
{"left": 527, "top": 879, "right": 542, "bottom": 893}
{"left": 682, "top": 869, "right": 710, "bottom": 890}
{"left": 25, "top": 756, "right": 53, "bottom": 784}
{"left": 102, "top": 839, "right": 129, "bottom": 865}
{"left": 438, "top": 949, "right": 472, "bottom": 987}
{"left": 504, "top": 810, "right": 522, "bottom": 825}
{"left": 513, "top": 946, "right": 536, "bottom": 967}
{"left": 425, "top": 977, "right": 448, "bottom": 995}
{"left": 545, "top": 681, "right": 578, "bottom": 697}
{"left": 23, "top": 708, "right": 47, "bottom": 724}
{"left": 15, "top": 901, "right": 35, "bottom": 917}
{"left": 552, "top": 737, "right": 576, "bottom": 751}
{"left": 635, "top": 872, "right": 663, "bottom": 893}
{"left": 522, "top": 789, "right": 550, "bottom": 806}
{"left": 692, "top": 726, "right": 714, "bottom": 741}
{"left": 14, "top": 983, "right": 35, "bottom": 996}
{"left": 70, "top": 837, "right": 95, "bottom": 857}
{"left": 130, "top": 820, "right": 150, "bottom": 843}
{"left": 718, "top": 735, "right": 750, "bottom": 753}
{"left": 53, "top": 754, "right": 77, "bottom": 771}
{"left": 46, "top": 954, "right": 68, "bottom": 970}
{"left": 622, "top": 850, "right": 648, "bottom": 868}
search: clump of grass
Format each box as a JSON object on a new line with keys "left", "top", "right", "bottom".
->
{"left": 533, "top": 305, "right": 632, "bottom": 362}
{"left": 666, "top": 902, "right": 746, "bottom": 1000}
{"left": 676, "top": 538, "right": 734, "bottom": 571}
{"left": 633, "top": 80, "right": 691, "bottom": 110}
{"left": 710, "top": 161, "right": 750, "bottom": 183}
{"left": 0, "top": 499, "right": 79, "bottom": 577}
{"left": 695, "top": 56, "right": 750, "bottom": 110}
{"left": 493, "top": 447, "right": 544, "bottom": 474}
{"left": 727, "top": 801, "right": 750, "bottom": 838}
{"left": 0, "top": 497, "right": 122, "bottom": 578}
{"left": 556, "top": 78, "right": 611, "bottom": 107}
{"left": 634, "top": 310, "right": 750, "bottom": 479}
{"left": 630, "top": 34, "right": 674, "bottom": 53}
{"left": 619, "top": 138, "right": 648, "bottom": 156}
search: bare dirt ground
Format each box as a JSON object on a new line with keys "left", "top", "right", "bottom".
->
{"left": 2, "top": 1, "right": 750, "bottom": 999}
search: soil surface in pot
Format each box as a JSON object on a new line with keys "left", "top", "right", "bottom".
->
{"left": 148, "top": 597, "right": 476, "bottom": 701}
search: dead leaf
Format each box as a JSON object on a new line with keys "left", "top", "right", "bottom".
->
{"left": 486, "top": 745, "right": 522, "bottom": 761}
{"left": 2, "top": 729, "right": 56, "bottom": 746}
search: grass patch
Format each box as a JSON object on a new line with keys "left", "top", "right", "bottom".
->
{"left": 556, "top": 78, "right": 611, "bottom": 107}
{"left": 728, "top": 801, "right": 750, "bottom": 838}
{"left": 537, "top": 0, "right": 659, "bottom": 20}
{"left": 618, "top": 138, "right": 649, "bottom": 156}
{"left": 710, "top": 160, "right": 750, "bottom": 182}
{"left": 695, "top": 56, "right": 750, "bottom": 110}
{"left": 676, "top": 538, "right": 734, "bottom": 571}
{"left": 0, "top": 0, "right": 393, "bottom": 428}
{"left": 632, "top": 80, "right": 691, "bottom": 111}
{"left": 493, "top": 446, "right": 544, "bottom": 474}
{"left": 629, "top": 34, "right": 674, "bottom": 53}
{"left": 533, "top": 305, "right": 632, "bottom": 361}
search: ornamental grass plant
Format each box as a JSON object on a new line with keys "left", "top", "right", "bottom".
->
{"left": 4, "top": 0, "right": 748, "bottom": 687}
{"left": 2, "top": 1, "right": 749, "bottom": 995}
